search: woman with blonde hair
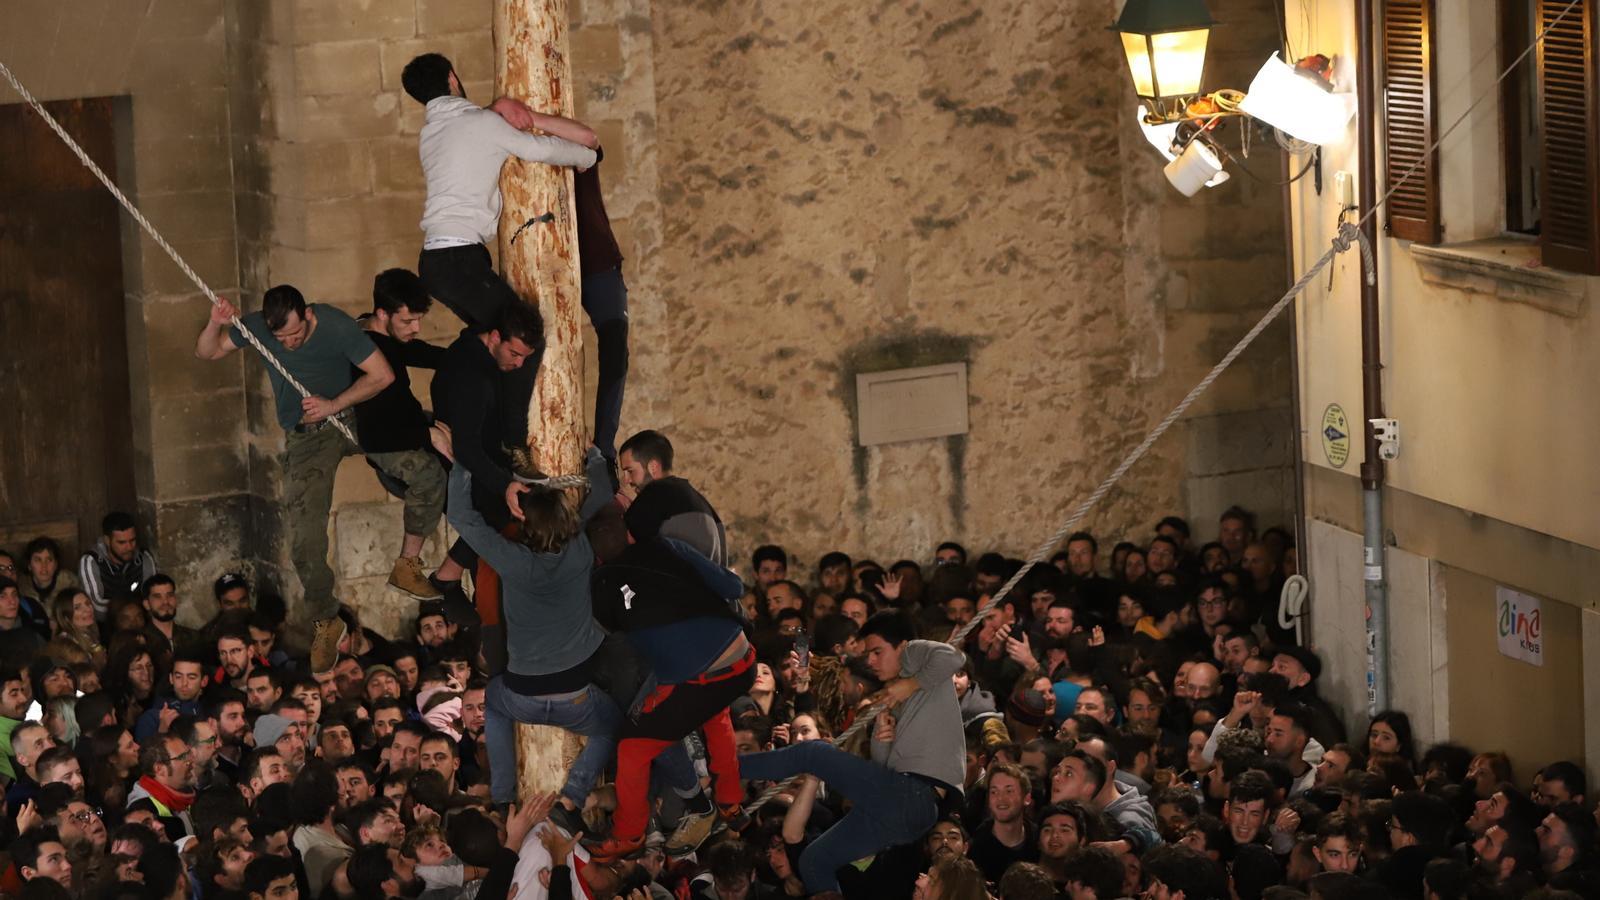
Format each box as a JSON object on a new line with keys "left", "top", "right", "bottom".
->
{"left": 49, "top": 588, "right": 105, "bottom": 668}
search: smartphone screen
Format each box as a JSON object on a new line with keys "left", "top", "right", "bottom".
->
{"left": 794, "top": 631, "right": 811, "bottom": 668}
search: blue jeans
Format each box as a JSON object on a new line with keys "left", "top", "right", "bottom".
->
{"left": 485, "top": 677, "right": 622, "bottom": 808}
{"left": 739, "top": 741, "right": 939, "bottom": 893}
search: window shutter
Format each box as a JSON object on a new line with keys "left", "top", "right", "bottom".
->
{"left": 1381, "top": 0, "right": 1440, "bottom": 243}
{"left": 1538, "top": 0, "right": 1600, "bottom": 275}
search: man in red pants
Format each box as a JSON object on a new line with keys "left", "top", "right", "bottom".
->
{"left": 587, "top": 535, "right": 752, "bottom": 861}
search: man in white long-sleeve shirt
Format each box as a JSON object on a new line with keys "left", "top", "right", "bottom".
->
{"left": 402, "top": 52, "right": 598, "bottom": 333}
{"left": 738, "top": 612, "right": 965, "bottom": 896}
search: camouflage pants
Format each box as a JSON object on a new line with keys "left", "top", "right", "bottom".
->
{"left": 283, "top": 426, "right": 445, "bottom": 620}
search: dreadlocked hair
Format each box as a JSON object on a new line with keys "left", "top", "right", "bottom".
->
{"left": 508, "top": 447, "right": 583, "bottom": 554}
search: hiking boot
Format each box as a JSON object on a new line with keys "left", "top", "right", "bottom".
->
{"left": 309, "top": 617, "right": 347, "bottom": 676}
{"left": 389, "top": 556, "right": 443, "bottom": 600}
{"left": 663, "top": 805, "right": 717, "bottom": 858}
{"left": 588, "top": 833, "right": 645, "bottom": 863}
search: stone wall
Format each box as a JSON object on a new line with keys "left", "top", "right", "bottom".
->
{"left": 639, "top": 0, "right": 1294, "bottom": 577}
{"left": 2, "top": 0, "right": 1292, "bottom": 630}
{"left": 0, "top": 0, "right": 250, "bottom": 616}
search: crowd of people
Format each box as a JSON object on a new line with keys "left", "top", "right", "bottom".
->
{"left": 1, "top": 46, "right": 1593, "bottom": 900}
{"left": 2, "top": 489, "right": 1596, "bottom": 900}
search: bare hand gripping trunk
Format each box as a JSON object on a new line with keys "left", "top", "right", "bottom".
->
{"left": 494, "top": 0, "right": 590, "bottom": 803}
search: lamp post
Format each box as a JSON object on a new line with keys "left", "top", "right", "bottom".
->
{"left": 1112, "top": 0, "right": 1216, "bottom": 117}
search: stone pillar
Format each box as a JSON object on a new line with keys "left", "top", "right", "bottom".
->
{"left": 493, "top": 0, "right": 588, "bottom": 801}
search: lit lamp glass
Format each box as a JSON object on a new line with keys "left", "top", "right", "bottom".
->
{"left": 1113, "top": 0, "right": 1216, "bottom": 102}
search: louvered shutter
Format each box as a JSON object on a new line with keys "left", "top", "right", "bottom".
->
{"left": 1538, "top": 0, "right": 1600, "bottom": 275}
{"left": 1381, "top": 0, "right": 1440, "bottom": 243}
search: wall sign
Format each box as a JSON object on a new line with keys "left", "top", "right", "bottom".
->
{"left": 1496, "top": 586, "right": 1543, "bottom": 666}
{"left": 1321, "top": 404, "right": 1350, "bottom": 468}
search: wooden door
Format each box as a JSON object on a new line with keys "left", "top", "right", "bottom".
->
{"left": 0, "top": 96, "right": 135, "bottom": 559}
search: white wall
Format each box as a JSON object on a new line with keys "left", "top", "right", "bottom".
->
{"left": 1305, "top": 518, "right": 1446, "bottom": 748}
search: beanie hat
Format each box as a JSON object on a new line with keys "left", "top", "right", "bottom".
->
{"left": 252, "top": 713, "right": 293, "bottom": 749}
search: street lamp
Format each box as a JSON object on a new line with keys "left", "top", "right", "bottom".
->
{"left": 1114, "top": 0, "right": 1355, "bottom": 194}
{"left": 1112, "top": 0, "right": 1216, "bottom": 114}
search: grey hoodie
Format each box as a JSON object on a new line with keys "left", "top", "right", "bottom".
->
{"left": 1103, "top": 779, "right": 1163, "bottom": 853}
{"left": 419, "top": 96, "right": 598, "bottom": 245}
{"left": 870, "top": 640, "right": 967, "bottom": 793}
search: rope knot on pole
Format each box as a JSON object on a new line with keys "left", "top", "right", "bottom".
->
{"left": 1330, "top": 221, "right": 1377, "bottom": 286}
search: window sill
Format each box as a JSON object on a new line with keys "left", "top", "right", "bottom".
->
{"left": 1408, "top": 238, "right": 1588, "bottom": 318}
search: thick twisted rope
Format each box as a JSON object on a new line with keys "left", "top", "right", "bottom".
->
{"left": 745, "top": 0, "right": 1582, "bottom": 813}
{"left": 0, "top": 60, "right": 358, "bottom": 444}
{"left": 744, "top": 224, "right": 1375, "bottom": 814}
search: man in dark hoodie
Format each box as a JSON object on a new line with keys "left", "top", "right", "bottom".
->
{"left": 586, "top": 531, "right": 754, "bottom": 862}
{"left": 1372, "top": 790, "right": 1454, "bottom": 899}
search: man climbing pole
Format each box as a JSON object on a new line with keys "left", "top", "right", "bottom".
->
{"left": 400, "top": 52, "right": 599, "bottom": 619}
{"left": 194, "top": 287, "right": 447, "bottom": 674}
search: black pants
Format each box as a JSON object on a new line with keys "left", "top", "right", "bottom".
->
{"left": 420, "top": 243, "right": 629, "bottom": 458}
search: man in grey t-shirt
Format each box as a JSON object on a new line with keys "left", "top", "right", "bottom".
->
{"left": 195, "top": 284, "right": 446, "bottom": 673}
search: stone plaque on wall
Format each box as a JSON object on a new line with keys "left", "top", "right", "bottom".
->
{"left": 856, "top": 363, "right": 969, "bottom": 447}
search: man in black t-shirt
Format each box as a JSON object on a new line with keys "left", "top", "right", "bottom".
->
{"left": 355, "top": 270, "right": 464, "bottom": 599}
{"left": 617, "top": 430, "right": 726, "bottom": 566}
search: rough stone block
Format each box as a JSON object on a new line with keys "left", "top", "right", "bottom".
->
{"left": 339, "top": 576, "right": 418, "bottom": 642}
{"left": 286, "top": 92, "right": 402, "bottom": 142}
{"left": 297, "top": 194, "right": 423, "bottom": 249}
{"left": 133, "top": 236, "right": 241, "bottom": 296}
{"left": 593, "top": 119, "right": 626, "bottom": 174}
{"left": 1184, "top": 407, "right": 1293, "bottom": 478}
{"left": 334, "top": 501, "right": 403, "bottom": 579}
{"left": 131, "top": 36, "right": 228, "bottom": 92}
{"left": 267, "top": 240, "right": 416, "bottom": 301}
{"left": 266, "top": 139, "right": 376, "bottom": 200}
{"left": 416, "top": 0, "right": 493, "bottom": 36}
{"left": 570, "top": 25, "right": 622, "bottom": 79}
{"left": 333, "top": 456, "right": 394, "bottom": 506}
{"left": 131, "top": 88, "right": 231, "bottom": 142}
{"left": 149, "top": 388, "right": 250, "bottom": 450}
{"left": 145, "top": 0, "right": 226, "bottom": 39}
{"left": 131, "top": 135, "right": 237, "bottom": 197}
{"left": 153, "top": 438, "right": 250, "bottom": 501}
{"left": 139, "top": 297, "right": 243, "bottom": 397}
{"left": 333, "top": 500, "right": 451, "bottom": 579}
{"left": 294, "top": 40, "right": 384, "bottom": 96}
{"left": 1183, "top": 468, "right": 1294, "bottom": 536}
{"left": 378, "top": 35, "right": 494, "bottom": 92}
{"left": 371, "top": 136, "right": 424, "bottom": 193}
{"left": 292, "top": 0, "right": 417, "bottom": 43}
{"left": 152, "top": 493, "right": 249, "bottom": 619}
{"left": 133, "top": 190, "right": 239, "bottom": 244}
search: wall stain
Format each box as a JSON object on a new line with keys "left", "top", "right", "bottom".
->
{"left": 834, "top": 331, "right": 979, "bottom": 518}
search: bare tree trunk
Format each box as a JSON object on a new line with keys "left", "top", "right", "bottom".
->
{"left": 493, "top": 0, "right": 587, "bottom": 802}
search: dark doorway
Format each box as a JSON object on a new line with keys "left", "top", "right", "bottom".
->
{"left": 0, "top": 96, "right": 135, "bottom": 559}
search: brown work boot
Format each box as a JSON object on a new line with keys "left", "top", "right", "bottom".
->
{"left": 663, "top": 804, "right": 716, "bottom": 858}
{"left": 309, "top": 617, "right": 347, "bottom": 676}
{"left": 388, "top": 556, "right": 442, "bottom": 600}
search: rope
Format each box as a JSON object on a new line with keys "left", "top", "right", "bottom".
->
{"left": 0, "top": 60, "right": 358, "bottom": 445}
{"left": 743, "top": 224, "right": 1375, "bottom": 814}
{"left": 746, "top": 0, "right": 1584, "bottom": 814}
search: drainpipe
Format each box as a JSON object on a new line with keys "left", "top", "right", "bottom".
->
{"left": 1277, "top": 0, "right": 1310, "bottom": 593}
{"left": 1356, "top": 0, "right": 1390, "bottom": 716}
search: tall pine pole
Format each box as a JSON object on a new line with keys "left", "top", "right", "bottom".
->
{"left": 493, "top": 0, "right": 588, "bottom": 801}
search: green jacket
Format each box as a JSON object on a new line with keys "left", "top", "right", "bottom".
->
{"left": 0, "top": 715, "right": 21, "bottom": 781}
